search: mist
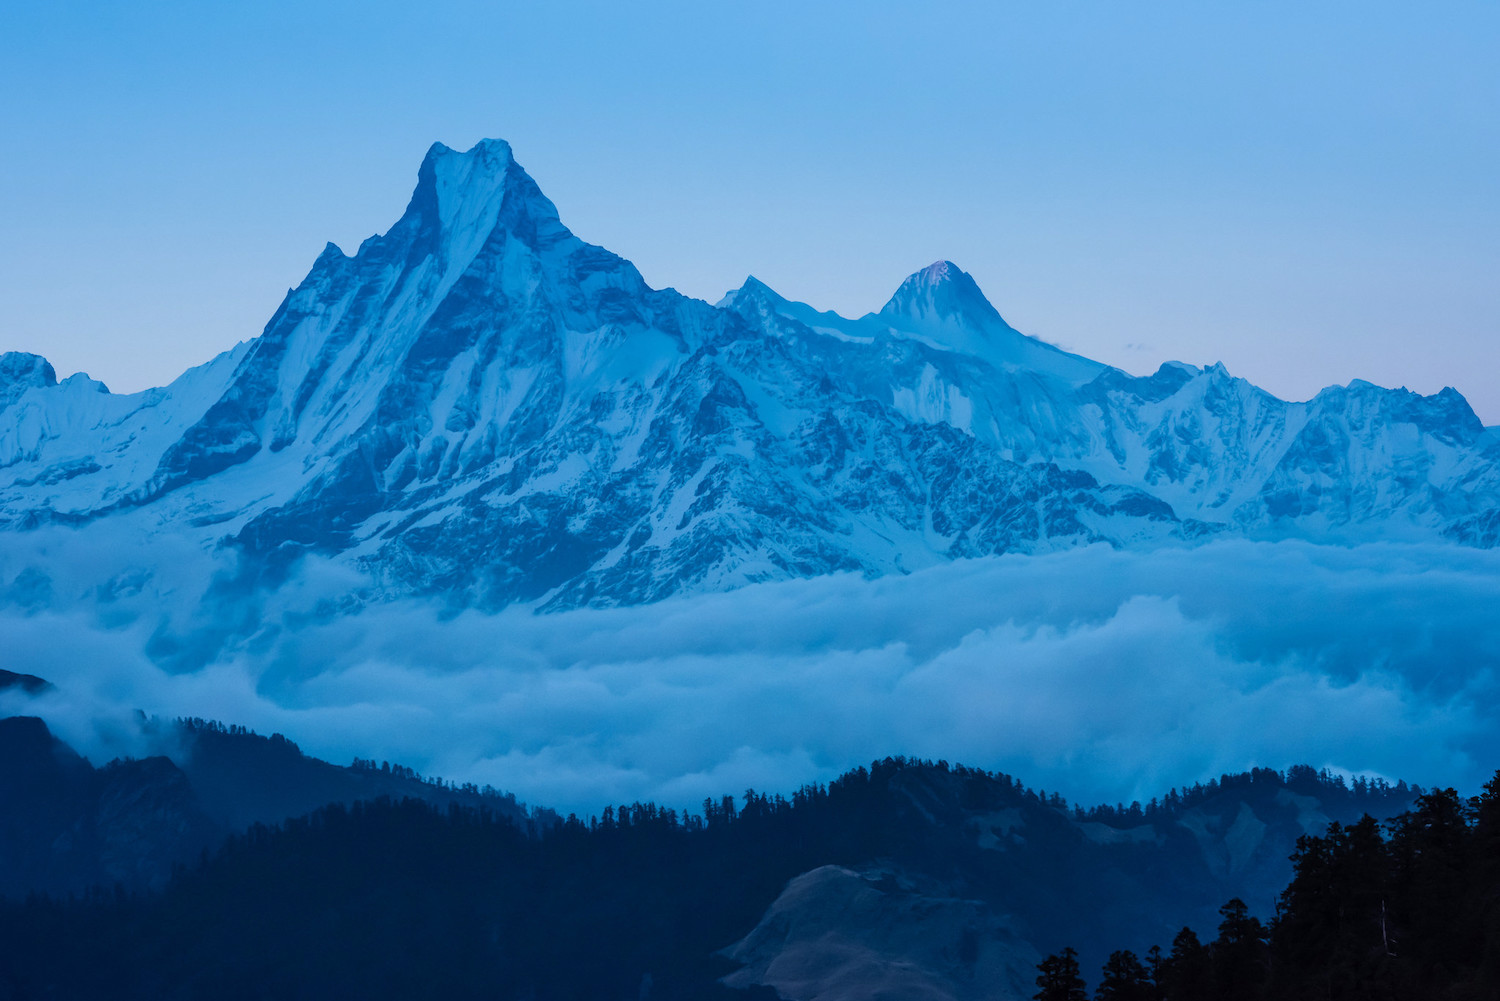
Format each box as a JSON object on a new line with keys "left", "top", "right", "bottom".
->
{"left": 2, "top": 532, "right": 1497, "bottom": 817}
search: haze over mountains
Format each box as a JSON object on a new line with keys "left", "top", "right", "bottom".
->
{"left": 2, "top": 139, "right": 1498, "bottom": 814}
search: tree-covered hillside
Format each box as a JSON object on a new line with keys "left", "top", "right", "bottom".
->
{"left": 0, "top": 738, "right": 1432, "bottom": 1001}
{"left": 1038, "top": 779, "right": 1500, "bottom": 1000}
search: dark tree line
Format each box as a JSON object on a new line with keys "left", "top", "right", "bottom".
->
{"left": 1036, "top": 774, "right": 1500, "bottom": 1001}
{"left": 0, "top": 757, "right": 1025, "bottom": 1001}
{"left": 0, "top": 748, "right": 1435, "bottom": 1001}
{"left": 1073, "top": 765, "right": 1411, "bottom": 827}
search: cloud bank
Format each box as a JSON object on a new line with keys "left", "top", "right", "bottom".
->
{"left": 2, "top": 533, "right": 1497, "bottom": 816}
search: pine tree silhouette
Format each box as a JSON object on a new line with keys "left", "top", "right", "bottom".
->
{"left": 1035, "top": 947, "right": 1088, "bottom": 1001}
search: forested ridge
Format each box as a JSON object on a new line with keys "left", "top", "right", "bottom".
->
{"left": 0, "top": 747, "right": 1443, "bottom": 1001}
{"left": 19, "top": 757, "right": 996, "bottom": 1000}
{"left": 1036, "top": 778, "right": 1500, "bottom": 1000}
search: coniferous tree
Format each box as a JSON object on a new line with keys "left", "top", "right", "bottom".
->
{"left": 1159, "top": 926, "right": 1212, "bottom": 1001}
{"left": 1035, "top": 947, "right": 1088, "bottom": 1001}
{"left": 1473, "top": 772, "right": 1500, "bottom": 992}
{"left": 1056, "top": 770, "right": 1500, "bottom": 1001}
{"left": 1387, "top": 786, "right": 1473, "bottom": 978}
{"left": 1094, "top": 949, "right": 1152, "bottom": 1001}
{"left": 1211, "top": 898, "right": 1268, "bottom": 1001}
{"left": 1143, "top": 945, "right": 1165, "bottom": 1001}
{"left": 1272, "top": 814, "right": 1392, "bottom": 997}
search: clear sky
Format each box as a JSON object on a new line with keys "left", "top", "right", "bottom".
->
{"left": 3, "top": 1, "right": 1497, "bottom": 421}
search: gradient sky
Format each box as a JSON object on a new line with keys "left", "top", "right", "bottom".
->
{"left": 3, "top": 1, "right": 1497, "bottom": 421}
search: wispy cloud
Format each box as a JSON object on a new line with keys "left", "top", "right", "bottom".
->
{"left": 2, "top": 532, "right": 1496, "bottom": 816}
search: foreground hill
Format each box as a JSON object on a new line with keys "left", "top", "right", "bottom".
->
{"left": 1, "top": 140, "right": 1497, "bottom": 623}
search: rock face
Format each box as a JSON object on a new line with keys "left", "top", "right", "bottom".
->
{"left": 721, "top": 865, "right": 1038, "bottom": 1001}
{"left": 1, "top": 139, "right": 1497, "bottom": 615}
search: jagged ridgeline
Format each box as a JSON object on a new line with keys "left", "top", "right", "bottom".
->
{"left": 1, "top": 139, "right": 1498, "bottom": 615}
{"left": 0, "top": 715, "right": 1431, "bottom": 1001}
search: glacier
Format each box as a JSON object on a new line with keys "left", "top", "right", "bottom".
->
{"left": 2, "top": 137, "right": 1498, "bottom": 629}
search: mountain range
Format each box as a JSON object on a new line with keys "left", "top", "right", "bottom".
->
{"left": 3, "top": 138, "right": 1497, "bottom": 619}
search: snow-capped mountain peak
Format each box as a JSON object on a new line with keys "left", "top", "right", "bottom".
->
{"left": 865, "top": 261, "right": 1104, "bottom": 384}
{"left": 0, "top": 353, "right": 58, "bottom": 412}
{"left": 716, "top": 275, "right": 786, "bottom": 310}
{"left": 1, "top": 137, "right": 1497, "bottom": 633}
{"left": 347, "top": 137, "right": 565, "bottom": 279}
{"left": 409, "top": 138, "right": 552, "bottom": 251}
{"left": 879, "top": 260, "right": 1007, "bottom": 330}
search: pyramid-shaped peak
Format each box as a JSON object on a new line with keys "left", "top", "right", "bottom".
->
{"left": 414, "top": 138, "right": 524, "bottom": 208}
{"left": 381, "top": 137, "right": 563, "bottom": 260}
{"left": 424, "top": 138, "right": 516, "bottom": 169}
{"left": 716, "top": 275, "right": 791, "bottom": 312}
{"left": 912, "top": 260, "right": 971, "bottom": 287}
{"left": 739, "top": 275, "right": 778, "bottom": 294}
{"left": 880, "top": 261, "right": 1005, "bottom": 329}
{"left": 735, "top": 275, "right": 786, "bottom": 301}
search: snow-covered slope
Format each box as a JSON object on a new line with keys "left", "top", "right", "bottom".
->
{"left": 725, "top": 270, "right": 1499, "bottom": 545}
{"left": 2, "top": 138, "right": 1496, "bottom": 617}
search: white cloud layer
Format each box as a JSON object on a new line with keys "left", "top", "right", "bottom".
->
{"left": 2, "top": 533, "right": 1498, "bottom": 817}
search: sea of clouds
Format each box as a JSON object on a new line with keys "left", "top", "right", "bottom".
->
{"left": 2, "top": 528, "right": 1497, "bottom": 817}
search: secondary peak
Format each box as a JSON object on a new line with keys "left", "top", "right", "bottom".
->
{"left": 879, "top": 261, "right": 1000, "bottom": 327}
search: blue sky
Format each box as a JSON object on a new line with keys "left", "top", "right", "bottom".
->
{"left": 3, "top": 1, "right": 1497, "bottom": 420}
